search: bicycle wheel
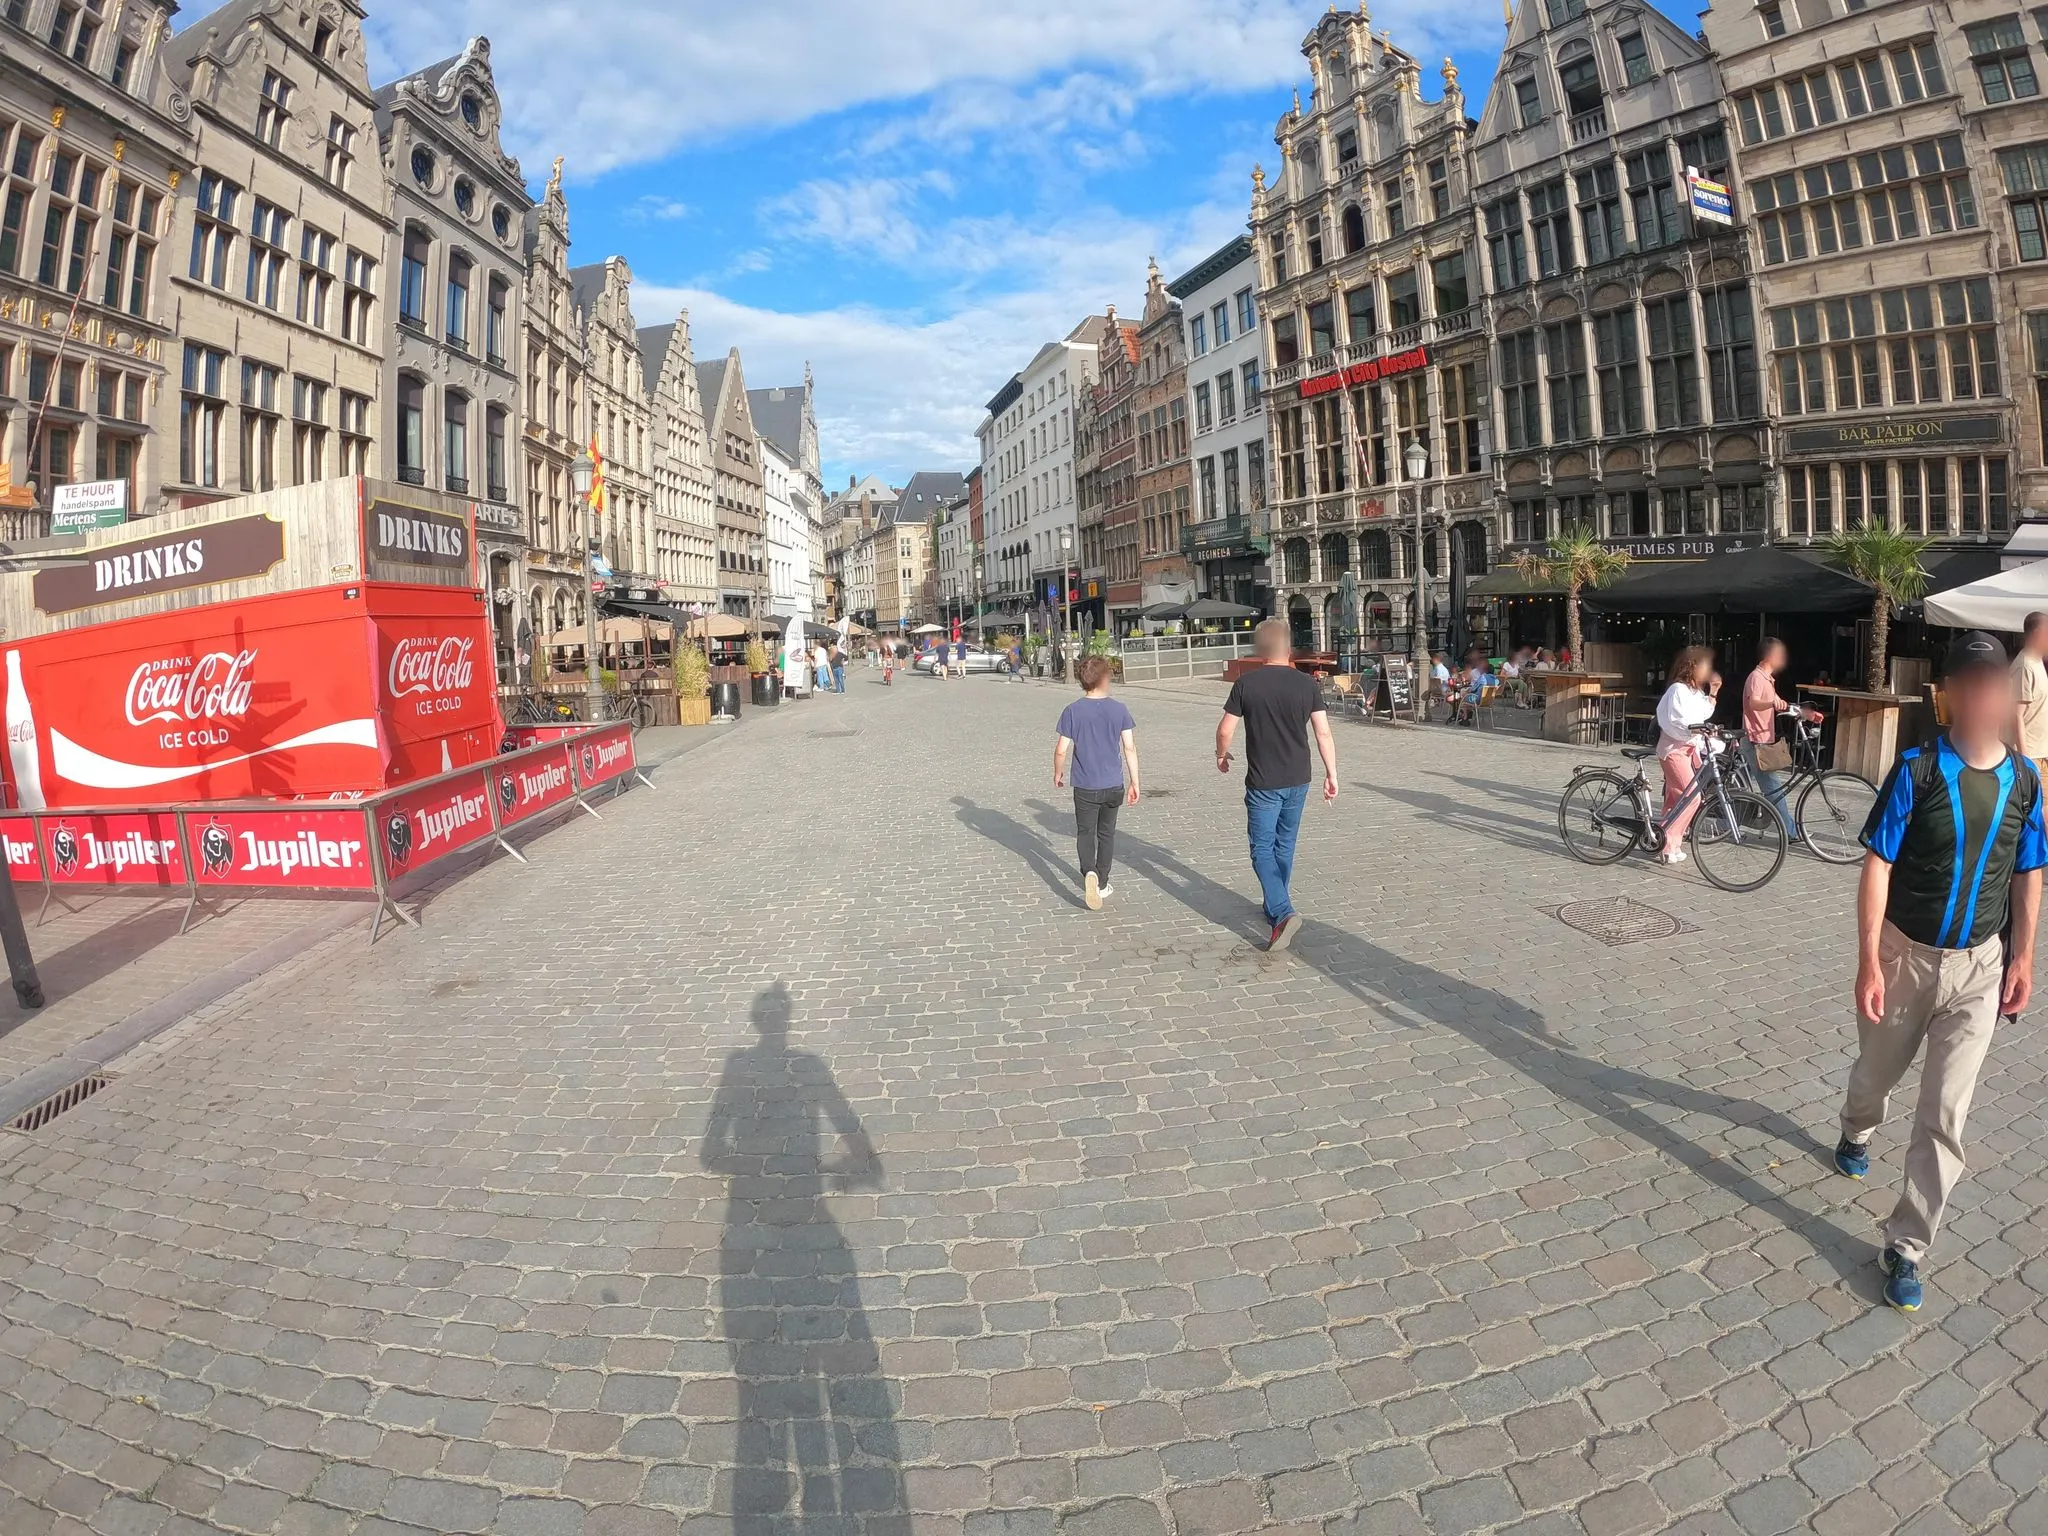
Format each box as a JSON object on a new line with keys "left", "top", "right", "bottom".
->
{"left": 1557, "top": 771, "right": 1645, "bottom": 864}
{"left": 1688, "top": 787, "right": 1788, "bottom": 892}
{"left": 1797, "top": 770, "right": 1877, "bottom": 865}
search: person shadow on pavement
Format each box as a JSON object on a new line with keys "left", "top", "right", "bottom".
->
{"left": 986, "top": 800, "right": 1872, "bottom": 1285}
{"left": 951, "top": 795, "right": 1083, "bottom": 906}
{"left": 700, "top": 983, "right": 908, "bottom": 1533}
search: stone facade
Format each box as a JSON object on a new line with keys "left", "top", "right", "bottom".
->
{"left": 520, "top": 157, "right": 587, "bottom": 646}
{"left": 699, "top": 348, "right": 767, "bottom": 617}
{"left": 1134, "top": 258, "right": 1194, "bottom": 606}
{"left": 639, "top": 311, "right": 717, "bottom": 606}
{"left": 822, "top": 473, "right": 894, "bottom": 620}
{"left": 1169, "top": 235, "right": 1271, "bottom": 609}
{"left": 1252, "top": 7, "right": 1489, "bottom": 654}
{"left": 978, "top": 372, "right": 1024, "bottom": 606}
{"left": 571, "top": 256, "right": 653, "bottom": 581}
{"left": 1703, "top": 0, "right": 2048, "bottom": 536}
{"left": 1095, "top": 312, "right": 1142, "bottom": 625}
{"left": 1474, "top": 0, "right": 1766, "bottom": 639}
{"left": 373, "top": 36, "right": 531, "bottom": 673}
{"left": 0, "top": 0, "right": 191, "bottom": 534}
{"left": 1072, "top": 356, "right": 1104, "bottom": 627}
{"left": 159, "top": 0, "right": 391, "bottom": 510}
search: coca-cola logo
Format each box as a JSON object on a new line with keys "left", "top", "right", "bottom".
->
{"left": 125, "top": 651, "right": 257, "bottom": 727}
{"left": 200, "top": 820, "right": 232, "bottom": 876}
{"left": 387, "top": 637, "right": 476, "bottom": 701}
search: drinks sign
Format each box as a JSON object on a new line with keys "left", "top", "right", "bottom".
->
{"left": 31, "top": 515, "right": 286, "bottom": 615}
{"left": 366, "top": 500, "right": 470, "bottom": 570}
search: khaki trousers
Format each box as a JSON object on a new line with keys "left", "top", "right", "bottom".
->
{"left": 1840, "top": 921, "right": 2004, "bottom": 1262}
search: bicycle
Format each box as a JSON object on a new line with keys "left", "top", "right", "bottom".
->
{"left": 598, "top": 689, "right": 652, "bottom": 732}
{"left": 1721, "top": 708, "right": 1877, "bottom": 866}
{"left": 507, "top": 691, "right": 578, "bottom": 725}
{"left": 1557, "top": 726, "right": 1788, "bottom": 892}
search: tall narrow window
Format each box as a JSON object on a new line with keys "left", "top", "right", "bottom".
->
{"left": 239, "top": 360, "right": 281, "bottom": 493}
{"left": 1576, "top": 165, "right": 1625, "bottom": 265}
{"left": 445, "top": 253, "right": 471, "bottom": 349}
{"left": 323, "top": 116, "right": 355, "bottom": 188}
{"left": 398, "top": 228, "right": 429, "bottom": 329}
{"left": 1594, "top": 311, "right": 1643, "bottom": 435}
{"left": 486, "top": 277, "right": 508, "bottom": 364}
{"left": 189, "top": 172, "right": 240, "bottom": 289}
{"left": 100, "top": 177, "right": 157, "bottom": 319}
{"left": 1499, "top": 332, "right": 1542, "bottom": 450}
{"left": 291, "top": 375, "right": 328, "bottom": 485}
{"left": 486, "top": 406, "right": 508, "bottom": 501}
{"left": 1431, "top": 251, "right": 1469, "bottom": 315}
{"left": 397, "top": 375, "right": 425, "bottom": 484}
{"left": 444, "top": 391, "right": 469, "bottom": 492}
{"left": 179, "top": 343, "right": 227, "bottom": 487}
{"left": 1345, "top": 284, "right": 1376, "bottom": 343}
{"left": 255, "top": 70, "right": 294, "bottom": 149}
{"left": 1545, "top": 321, "right": 1590, "bottom": 441}
{"left": 1618, "top": 33, "right": 1652, "bottom": 86}
{"left": 1626, "top": 147, "right": 1681, "bottom": 249}
{"left": 1528, "top": 180, "right": 1573, "bottom": 277}
{"left": 297, "top": 225, "right": 334, "bottom": 328}
{"left": 1702, "top": 282, "right": 1759, "bottom": 419}
{"left": 1386, "top": 269, "right": 1421, "bottom": 328}
{"left": 244, "top": 199, "right": 289, "bottom": 309}
{"left": 1645, "top": 295, "right": 1700, "bottom": 427}
{"left": 342, "top": 249, "right": 376, "bottom": 344}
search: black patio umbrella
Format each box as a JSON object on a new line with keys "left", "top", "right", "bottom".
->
{"left": 1446, "top": 535, "right": 1471, "bottom": 659}
{"left": 1182, "top": 598, "right": 1259, "bottom": 621}
{"left": 1582, "top": 544, "right": 1875, "bottom": 615}
{"left": 1139, "top": 601, "right": 1188, "bottom": 620}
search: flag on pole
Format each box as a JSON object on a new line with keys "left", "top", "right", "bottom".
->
{"left": 587, "top": 434, "right": 609, "bottom": 515}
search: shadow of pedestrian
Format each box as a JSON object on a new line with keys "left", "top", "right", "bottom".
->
{"left": 995, "top": 802, "right": 1868, "bottom": 1283}
{"left": 952, "top": 795, "right": 1081, "bottom": 905}
{"left": 1358, "top": 780, "right": 1571, "bottom": 862}
{"left": 701, "top": 983, "right": 908, "bottom": 1533}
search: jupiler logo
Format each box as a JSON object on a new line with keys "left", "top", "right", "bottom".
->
{"left": 50, "top": 823, "right": 78, "bottom": 874}
{"left": 125, "top": 650, "right": 257, "bottom": 727}
{"left": 496, "top": 773, "right": 518, "bottom": 816}
{"left": 200, "top": 819, "right": 233, "bottom": 875}
{"left": 385, "top": 810, "right": 413, "bottom": 869}
{"left": 387, "top": 636, "right": 476, "bottom": 701}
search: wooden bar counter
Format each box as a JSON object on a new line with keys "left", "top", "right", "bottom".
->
{"left": 1798, "top": 685, "right": 1909, "bottom": 784}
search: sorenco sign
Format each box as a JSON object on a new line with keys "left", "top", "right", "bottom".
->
{"left": 1297, "top": 345, "right": 1430, "bottom": 400}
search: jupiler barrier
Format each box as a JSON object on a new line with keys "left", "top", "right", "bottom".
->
{"left": 0, "top": 723, "right": 652, "bottom": 944}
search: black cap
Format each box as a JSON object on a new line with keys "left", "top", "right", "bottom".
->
{"left": 1944, "top": 630, "right": 2009, "bottom": 676}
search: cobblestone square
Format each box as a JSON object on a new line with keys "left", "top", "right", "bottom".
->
{"left": 2, "top": 675, "right": 2046, "bottom": 1535}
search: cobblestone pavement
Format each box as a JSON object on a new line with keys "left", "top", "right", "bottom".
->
{"left": 3, "top": 674, "right": 2047, "bottom": 1536}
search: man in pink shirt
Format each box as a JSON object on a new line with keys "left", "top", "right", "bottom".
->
{"left": 1743, "top": 637, "right": 1820, "bottom": 836}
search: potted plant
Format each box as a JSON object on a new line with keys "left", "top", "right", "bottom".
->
{"left": 676, "top": 642, "right": 712, "bottom": 727}
{"left": 1825, "top": 524, "right": 1932, "bottom": 693}
{"left": 1512, "top": 528, "right": 1632, "bottom": 664}
{"left": 745, "top": 638, "right": 778, "bottom": 707}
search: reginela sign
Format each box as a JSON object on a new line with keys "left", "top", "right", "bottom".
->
{"left": 1783, "top": 415, "right": 2001, "bottom": 454}
{"left": 1298, "top": 345, "right": 1430, "bottom": 400}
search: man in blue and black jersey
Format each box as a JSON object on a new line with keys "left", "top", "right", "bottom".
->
{"left": 1842, "top": 630, "right": 2046, "bottom": 1312}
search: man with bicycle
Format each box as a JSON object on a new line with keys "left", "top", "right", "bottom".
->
{"left": 1742, "top": 637, "right": 1820, "bottom": 837}
{"left": 1840, "top": 631, "right": 2045, "bottom": 1312}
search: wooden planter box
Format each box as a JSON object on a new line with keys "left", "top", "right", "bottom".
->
{"left": 678, "top": 695, "right": 712, "bottom": 727}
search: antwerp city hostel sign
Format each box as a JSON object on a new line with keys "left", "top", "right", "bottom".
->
{"left": 1297, "top": 346, "right": 1430, "bottom": 400}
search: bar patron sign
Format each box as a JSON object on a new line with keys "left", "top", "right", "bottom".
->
{"left": 1298, "top": 346, "right": 1429, "bottom": 400}
{"left": 1783, "top": 415, "right": 2002, "bottom": 455}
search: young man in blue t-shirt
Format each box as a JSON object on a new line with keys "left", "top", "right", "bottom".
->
{"left": 1053, "top": 655, "right": 1140, "bottom": 910}
{"left": 1843, "top": 630, "right": 2046, "bottom": 1312}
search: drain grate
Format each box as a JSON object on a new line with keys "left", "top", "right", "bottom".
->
{"left": 9, "top": 1074, "right": 112, "bottom": 1132}
{"left": 1547, "top": 897, "right": 1691, "bottom": 947}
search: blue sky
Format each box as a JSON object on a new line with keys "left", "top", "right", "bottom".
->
{"left": 365, "top": 1, "right": 1699, "bottom": 486}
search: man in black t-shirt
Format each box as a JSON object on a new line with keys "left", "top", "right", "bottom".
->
{"left": 1218, "top": 620, "right": 1339, "bottom": 951}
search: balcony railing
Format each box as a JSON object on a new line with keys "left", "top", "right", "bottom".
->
{"left": 446, "top": 332, "right": 470, "bottom": 354}
{"left": 445, "top": 475, "right": 470, "bottom": 494}
{"left": 398, "top": 465, "right": 425, "bottom": 486}
{"left": 1569, "top": 106, "right": 1609, "bottom": 142}
{"left": 487, "top": 482, "right": 508, "bottom": 502}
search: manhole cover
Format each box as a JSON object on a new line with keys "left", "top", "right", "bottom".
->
{"left": 1548, "top": 897, "right": 1689, "bottom": 947}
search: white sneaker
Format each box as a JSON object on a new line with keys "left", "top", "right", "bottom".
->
{"left": 1084, "top": 872, "right": 1102, "bottom": 911}
{"left": 1097, "top": 884, "right": 1112, "bottom": 900}
{"left": 1658, "top": 847, "right": 1689, "bottom": 864}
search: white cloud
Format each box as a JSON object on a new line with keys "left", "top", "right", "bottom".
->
{"left": 644, "top": 165, "right": 1257, "bottom": 482}
{"left": 364, "top": 0, "right": 1503, "bottom": 177}
{"left": 626, "top": 195, "right": 692, "bottom": 222}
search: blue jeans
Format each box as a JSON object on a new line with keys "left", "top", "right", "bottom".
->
{"left": 1741, "top": 741, "right": 1796, "bottom": 834}
{"left": 1245, "top": 784, "right": 1309, "bottom": 925}
{"left": 832, "top": 663, "right": 845, "bottom": 693}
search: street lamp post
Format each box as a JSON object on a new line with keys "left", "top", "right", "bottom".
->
{"left": 1405, "top": 438, "right": 1430, "bottom": 690}
{"left": 571, "top": 450, "right": 600, "bottom": 718}
{"left": 1059, "top": 526, "right": 1074, "bottom": 679}
{"left": 973, "top": 557, "right": 986, "bottom": 648}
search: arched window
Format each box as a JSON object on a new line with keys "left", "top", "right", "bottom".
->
{"left": 443, "top": 390, "right": 469, "bottom": 492}
{"left": 1342, "top": 205, "right": 1366, "bottom": 254}
{"left": 445, "top": 252, "right": 471, "bottom": 349}
{"left": 398, "top": 226, "right": 430, "bottom": 328}
{"left": 1361, "top": 530, "right": 1393, "bottom": 579}
{"left": 1284, "top": 538, "right": 1311, "bottom": 584}
{"left": 396, "top": 373, "right": 425, "bottom": 484}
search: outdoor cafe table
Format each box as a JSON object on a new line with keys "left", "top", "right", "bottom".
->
{"left": 1797, "top": 685, "right": 1911, "bottom": 785}
{"left": 1532, "top": 670, "right": 1626, "bottom": 744}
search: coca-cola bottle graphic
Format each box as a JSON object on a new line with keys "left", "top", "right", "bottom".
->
{"left": 5, "top": 651, "right": 47, "bottom": 811}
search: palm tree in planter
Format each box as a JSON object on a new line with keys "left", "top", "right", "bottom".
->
{"left": 1826, "top": 524, "right": 1931, "bottom": 693}
{"left": 1512, "top": 528, "right": 1632, "bottom": 663}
